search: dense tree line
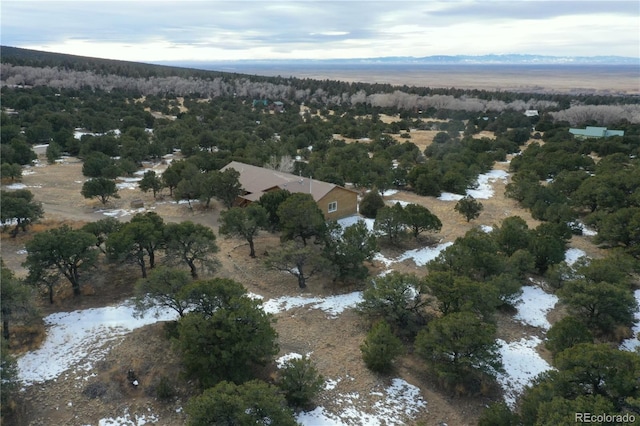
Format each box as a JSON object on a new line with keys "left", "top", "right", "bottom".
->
{"left": 2, "top": 62, "right": 637, "bottom": 215}
{"left": 1, "top": 47, "right": 637, "bottom": 195}
{"left": 550, "top": 104, "right": 640, "bottom": 126}
{"left": 19, "top": 213, "right": 219, "bottom": 305}
{"left": 408, "top": 134, "right": 521, "bottom": 196}
{"left": 3, "top": 46, "right": 639, "bottom": 114}
{"left": 10, "top": 61, "right": 636, "bottom": 121}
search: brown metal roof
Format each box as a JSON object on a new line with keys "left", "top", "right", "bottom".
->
{"left": 221, "top": 161, "right": 354, "bottom": 202}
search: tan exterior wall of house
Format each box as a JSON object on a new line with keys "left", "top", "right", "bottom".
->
{"left": 318, "top": 187, "right": 358, "bottom": 220}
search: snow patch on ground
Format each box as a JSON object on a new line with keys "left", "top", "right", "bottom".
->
{"left": 438, "top": 169, "right": 510, "bottom": 201}
{"left": 298, "top": 407, "right": 346, "bottom": 425}
{"left": 373, "top": 242, "right": 452, "bottom": 269}
{"left": 16, "top": 288, "right": 365, "bottom": 388}
{"left": 570, "top": 221, "right": 597, "bottom": 236}
{"left": 324, "top": 378, "right": 341, "bottom": 391}
{"left": 276, "top": 352, "right": 303, "bottom": 368}
{"left": 620, "top": 289, "right": 640, "bottom": 352}
{"left": 74, "top": 129, "right": 121, "bottom": 140}
{"left": 514, "top": 286, "right": 558, "bottom": 331}
{"left": 564, "top": 248, "right": 587, "bottom": 266}
{"left": 116, "top": 176, "right": 143, "bottom": 190}
{"left": 373, "top": 253, "right": 394, "bottom": 267}
{"left": 496, "top": 337, "right": 553, "bottom": 408}
{"left": 297, "top": 378, "right": 426, "bottom": 426}
{"left": 54, "top": 155, "right": 74, "bottom": 164}
{"left": 262, "top": 292, "right": 363, "bottom": 318}
{"left": 17, "top": 302, "right": 179, "bottom": 385}
{"left": 176, "top": 199, "right": 200, "bottom": 205}
{"left": 4, "top": 183, "right": 42, "bottom": 190}
{"left": 119, "top": 177, "right": 143, "bottom": 183}
{"left": 466, "top": 169, "right": 509, "bottom": 199}
{"left": 387, "top": 199, "right": 410, "bottom": 207}
{"left": 74, "top": 130, "right": 95, "bottom": 140}
{"left": 93, "top": 409, "right": 159, "bottom": 426}
{"left": 116, "top": 183, "right": 138, "bottom": 190}
{"left": 96, "top": 207, "right": 150, "bottom": 218}
{"left": 247, "top": 292, "right": 264, "bottom": 300}
{"left": 382, "top": 189, "right": 398, "bottom": 196}
{"left": 337, "top": 215, "right": 375, "bottom": 232}
{"left": 480, "top": 225, "right": 493, "bottom": 233}
{"left": 395, "top": 242, "right": 453, "bottom": 266}
{"left": 437, "top": 192, "right": 464, "bottom": 201}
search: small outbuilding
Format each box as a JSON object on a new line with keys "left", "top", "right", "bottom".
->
{"left": 272, "top": 101, "right": 284, "bottom": 113}
{"left": 569, "top": 126, "right": 625, "bottom": 139}
{"left": 252, "top": 99, "right": 268, "bottom": 107}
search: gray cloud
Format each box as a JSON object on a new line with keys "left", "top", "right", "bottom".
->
{"left": 428, "top": 0, "right": 638, "bottom": 20}
{"left": 2, "top": 1, "right": 388, "bottom": 45}
{"left": 1, "top": 1, "right": 637, "bottom": 58}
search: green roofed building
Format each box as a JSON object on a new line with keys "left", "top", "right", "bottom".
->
{"left": 569, "top": 126, "right": 625, "bottom": 139}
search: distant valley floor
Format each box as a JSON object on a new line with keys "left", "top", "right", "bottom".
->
{"left": 183, "top": 63, "right": 640, "bottom": 95}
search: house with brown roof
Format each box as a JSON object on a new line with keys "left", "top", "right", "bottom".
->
{"left": 221, "top": 161, "right": 358, "bottom": 220}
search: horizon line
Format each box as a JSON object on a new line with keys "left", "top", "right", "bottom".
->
{"left": 2, "top": 46, "right": 639, "bottom": 64}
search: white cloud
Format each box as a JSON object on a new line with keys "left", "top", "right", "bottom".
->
{"left": 309, "top": 31, "right": 350, "bottom": 36}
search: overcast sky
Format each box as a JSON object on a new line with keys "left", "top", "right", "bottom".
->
{"left": 2, "top": 1, "right": 639, "bottom": 62}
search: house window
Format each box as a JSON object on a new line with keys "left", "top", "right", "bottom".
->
{"left": 328, "top": 201, "right": 338, "bottom": 213}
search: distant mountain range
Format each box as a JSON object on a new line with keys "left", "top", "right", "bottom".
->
{"left": 1, "top": 46, "right": 636, "bottom": 68}
{"left": 156, "top": 54, "right": 639, "bottom": 68}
